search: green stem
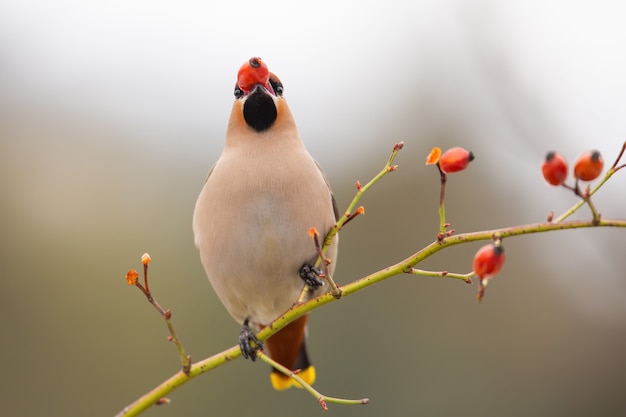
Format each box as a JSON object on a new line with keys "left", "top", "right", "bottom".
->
{"left": 438, "top": 172, "right": 447, "bottom": 236}
{"left": 255, "top": 351, "right": 369, "bottom": 410}
{"left": 164, "top": 315, "right": 191, "bottom": 374}
{"left": 407, "top": 268, "right": 473, "bottom": 282}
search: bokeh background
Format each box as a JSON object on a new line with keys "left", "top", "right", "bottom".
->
{"left": 2, "top": 1, "right": 626, "bottom": 416}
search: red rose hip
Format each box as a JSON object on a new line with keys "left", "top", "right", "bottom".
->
{"left": 542, "top": 151, "right": 568, "bottom": 186}
{"left": 438, "top": 147, "right": 474, "bottom": 174}
{"left": 473, "top": 243, "right": 505, "bottom": 280}
{"left": 573, "top": 150, "right": 604, "bottom": 181}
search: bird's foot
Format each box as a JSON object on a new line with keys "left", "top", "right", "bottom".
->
{"left": 239, "top": 318, "right": 263, "bottom": 361}
{"left": 299, "top": 263, "right": 324, "bottom": 289}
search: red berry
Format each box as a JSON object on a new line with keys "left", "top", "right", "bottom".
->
{"left": 237, "top": 57, "right": 270, "bottom": 93}
{"left": 438, "top": 147, "right": 474, "bottom": 174}
{"left": 541, "top": 151, "right": 568, "bottom": 186}
{"left": 573, "top": 150, "right": 603, "bottom": 181}
{"left": 472, "top": 243, "right": 505, "bottom": 280}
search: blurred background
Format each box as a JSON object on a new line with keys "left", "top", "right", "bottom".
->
{"left": 2, "top": 1, "right": 626, "bottom": 416}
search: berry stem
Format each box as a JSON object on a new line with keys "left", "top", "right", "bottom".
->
{"left": 438, "top": 169, "right": 448, "bottom": 239}
{"left": 555, "top": 175, "right": 607, "bottom": 223}
{"left": 609, "top": 141, "right": 626, "bottom": 171}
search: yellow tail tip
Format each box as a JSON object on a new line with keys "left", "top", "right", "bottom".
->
{"left": 270, "top": 366, "right": 316, "bottom": 391}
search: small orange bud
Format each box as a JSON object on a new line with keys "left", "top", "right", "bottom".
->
{"left": 356, "top": 206, "right": 365, "bottom": 215}
{"left": 472, "top": 243, "right": 505, "bottom": 280}
{"left": 126, "top": 269, "right": 139, "bottom": 286}
{"left": 425, "top": 147, "right": 442, "bottom": 165}
{"left": 237, "top": 57, "right": 270, "bottom": 93}
{"left": 438, "top": 147, "right": 474, "bottom": 174}
{"left": 573, "top": 150, "right": 604, "bottom": 181}
{"left": 308, "top": 227, "right": 319, "bottom": 237}
{"left": 542, "top": 151, "right": 568, "bottom": 186}
{"left": 141, "top": 253, "right": 151, "bottom": 265}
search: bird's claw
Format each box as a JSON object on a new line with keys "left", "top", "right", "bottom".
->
{"left": 239, "top": 319, "right": 263, "bottom": 361}
{"left": 299, "top": 263, "right": 324, "bottom": 289}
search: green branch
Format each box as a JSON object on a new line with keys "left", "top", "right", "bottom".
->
{"left": 116, "top": 142, "right": 626, "bottom": 416}
{"left": 115, "top": 217, "right": 626, "bottom": 417}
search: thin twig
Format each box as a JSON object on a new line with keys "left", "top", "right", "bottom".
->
{"left": 309, "top": 228, "right": 341, "bottom": 297}
{"left": 321, "top": 141, "right": 403, "bottom": 250}
{"left": 130, "top": 256, "right": 191, "bottom": 374}
{"left": 406, "top": 268, "right": 473, "bottom": 283}
{"left": 298, "top": 142, "right": 402, "bottom": 302}
{"left": 255, "top": 351, "right": 370, "bottom": 411}
{"left": 610, "top": 141, "right": 626, "bottom": 170}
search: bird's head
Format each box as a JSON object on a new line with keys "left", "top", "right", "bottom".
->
{"left": 232, "top": 57, "right": 287, "bottom": 133}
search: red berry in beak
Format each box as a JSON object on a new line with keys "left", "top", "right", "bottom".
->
{"left": 237, "top": 57, "right": 270, "bottom": 93}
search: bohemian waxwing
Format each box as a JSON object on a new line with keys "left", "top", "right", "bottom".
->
{"left": 193, "top": 57, "right": 339, "bottom": 390}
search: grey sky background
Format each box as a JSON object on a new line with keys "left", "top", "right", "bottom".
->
{"left": 2, "top": 1, "right": 626, "bottom": 416}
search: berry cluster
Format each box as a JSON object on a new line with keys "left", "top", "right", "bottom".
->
{"left": 541, "top": 149, "right": 605, "bottom": 224}
{"left": 542, "top": 150, "right": 604, "bottom": 186}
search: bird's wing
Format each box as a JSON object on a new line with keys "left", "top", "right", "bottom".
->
{"left": 314, "top": 159, "right": 339, "bottom": 221}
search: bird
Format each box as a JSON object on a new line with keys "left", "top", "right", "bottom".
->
{"left": 193, "top": 57, "right": 339, "bottom": 390}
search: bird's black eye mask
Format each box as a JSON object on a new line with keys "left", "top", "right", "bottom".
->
{"left": 268, "top": 76, "right": 283, "bottom": 97}
{"left": 234, "top": 84, "right": 244, "bottom": 99}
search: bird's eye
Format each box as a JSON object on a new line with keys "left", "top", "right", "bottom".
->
{"left": 269, "top": 74, "right": 284, "bottom": 97}
{"left": 234, "top": 85, "right": 244, "bottom": 99}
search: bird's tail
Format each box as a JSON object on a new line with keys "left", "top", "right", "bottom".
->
{"left": 262, "top": 314, "right": 315, "bottom": 390}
